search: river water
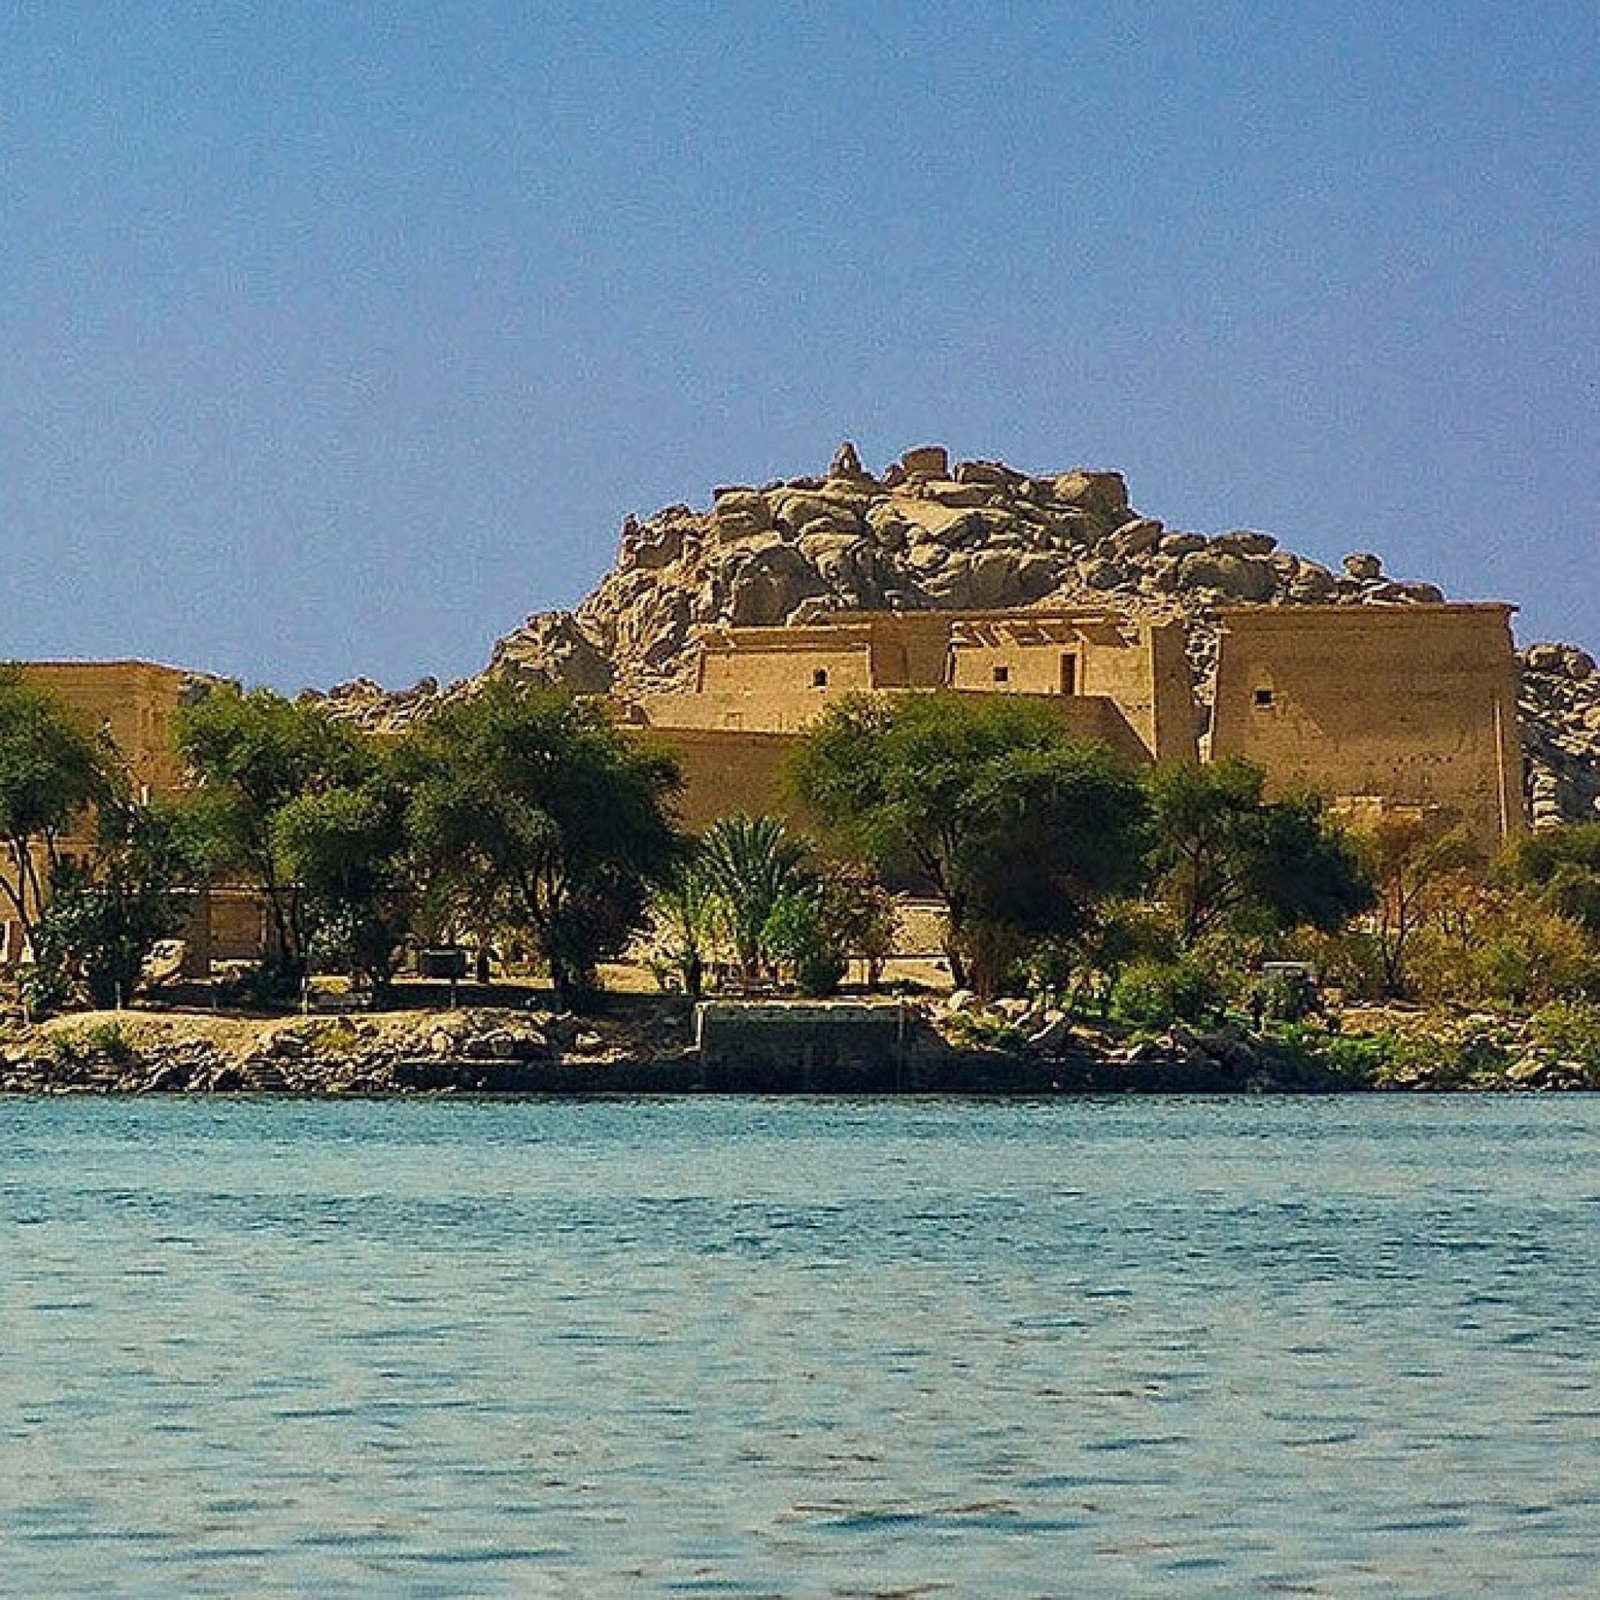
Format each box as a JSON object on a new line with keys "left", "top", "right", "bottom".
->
{"left": 2, "top": 1095, "right": 1597, "bottom": 1597}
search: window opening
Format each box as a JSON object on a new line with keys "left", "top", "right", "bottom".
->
{"left": 1254, "top": 687, "right": 1275, "bottom": 708}
{"left": 992, "top": 665, "right": 1010, "bottom": 684}
{"left": 812, "top": 668, "right": 829, "bottom": 689}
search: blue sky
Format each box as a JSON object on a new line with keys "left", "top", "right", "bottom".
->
{"left": 2, "top": 2, "right": 1596, "bottom": 688}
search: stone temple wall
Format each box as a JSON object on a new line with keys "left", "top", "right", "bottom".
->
{"left": 1210, "top": 604, "right": 1526, "bottom": 850}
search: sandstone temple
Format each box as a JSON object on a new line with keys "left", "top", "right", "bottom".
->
{"left": 626, "top": 600, "right": 1526, "bottom": 846}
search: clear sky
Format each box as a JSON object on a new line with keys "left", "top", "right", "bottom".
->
{"left": 3, "top": 2, "right": 1596, "bottom": 689}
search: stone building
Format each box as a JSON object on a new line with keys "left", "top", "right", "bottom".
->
{"left": 0, "top": 662, "right": 197, "bottom": 963}
{"left": 0, "top": 660, "right": 270, "bottom": 972}
{"left": 628, "top": 608, "right": 1197, "bottom": 827}
{"left": 1210, "top": 604, "right": 1526, "bottom": 850}
{"left": 634, "top": 601, "right": 1530, "bottom": 848}
{"left": 20, "top": 660, "right": 198, "bottom": 804}
{"left": 1, "top": 598, "right": 1531, "bottom": 968}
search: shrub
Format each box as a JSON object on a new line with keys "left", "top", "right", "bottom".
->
{"left": 1112, "top": 957, "right": 1219, "bottom": 1027}
{"left": 1528, "top": 999, "right": 1600, "bottom": 1079}
{"left": 762, "top": 890, "right": 847, "bottom": 998}
{"left": 85, "top": 1020, "right": 137, "bottom": 1067}
{"left": 1256, "top": 966, "right": 1318, "bottom": 1023}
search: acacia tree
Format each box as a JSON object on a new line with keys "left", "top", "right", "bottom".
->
{"left": 789, "top": 693, "right": 1149, "bottom": 995}
{"left": 174, "top": 686, "right": 371, "bottom": 988}
{"left": 402, "top": 682, "right": 683, "bottom": 1008}
{"left": 1352, "top": 813, "right": 1480, "bottom": 997}
{"left": 0, "top": 665, "right": 107, "bottom": 954}
{"left": 30, "top": 790, "right": 205, "bottom": 1012}
{"left": 1146, "top": 758, "right": 1372, "bottom": 948}
{"left": 273, "top": 772, "right": 414, "bottom": 1000}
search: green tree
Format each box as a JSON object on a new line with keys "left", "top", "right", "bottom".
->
{"left": 759, "top": 860, "right": 893, "bottom": 998}
{"left": 790, "top": 693, "right": 1149, "bottom": 995}
{"left": 0, "top": 665, "right": 107, "bottom": 952}
{"left": 1351, "top": 812, "right": 1481, "bottom": 997}
{"left": 273, "top": 772, "right": 414, "bottom": 1000}
{"left": 1500, "top": 823, "right": 1600, "bottom": 939}
{"left": 1147, "top": 758, "right": 1371, "bottom": 948}
{"left": 174, "top": 686, "right": 371, "bottom": 989}
{"left": 646, "top": 857, "right": 718, "bottom": 999}
{"left": 761, "top": 887, "right": 847, "bottom": 997}
{"left": 29, "top": 792, "right": 205, "bottom": 1012}
{"left": 403, "top": 682, "right": 683, "bottom": 1009}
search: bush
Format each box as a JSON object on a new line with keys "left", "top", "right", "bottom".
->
{"left": 215, "top": 958, "right": 303, "bottom": 1012}
{"left": 85, "top": 1020, "right": 137, "bottom": 1067}
{"left": 1112, "top": 957, "right": 1220, "bottom": 1027}
{"left": 1529, "top": 999, "right": 1600, "bottom": 1077}
{"left": 1255, "top": 966, "right": 1318, "bottom": 1023}
{"left": 47, "top": 1020, "right": 138, "bottom": 1071}
{"left": 762, "top": 890, "right": 847, "bottom": 997}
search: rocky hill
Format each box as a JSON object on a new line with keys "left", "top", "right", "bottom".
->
{"left": 310, "top": 442, "right": 1600, "bottom": 827}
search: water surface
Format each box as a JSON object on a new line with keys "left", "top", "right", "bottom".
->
{"left": 3, "top": 1095, "right": 1598, "bottom": 1596}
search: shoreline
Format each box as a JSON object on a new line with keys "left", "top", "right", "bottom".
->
{"left": 2, "top": 999, "right": 1594, "bottom": 1096}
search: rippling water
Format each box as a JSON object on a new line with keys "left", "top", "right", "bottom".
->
{"left": 3, "top": 1095, "right": 1598, "bottom": 1597}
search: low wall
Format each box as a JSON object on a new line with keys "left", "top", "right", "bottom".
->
{"left": 696, "top": 999, "right": 929, "bottom": 1090}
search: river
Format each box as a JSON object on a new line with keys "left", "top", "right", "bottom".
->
{"left": 3, "top": 1095, "right": 1597, "bottom": 1596}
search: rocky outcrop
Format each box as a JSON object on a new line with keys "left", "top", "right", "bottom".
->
{"left": 315, "top": 441, "right": 1596, "bottom": 824}
{"left": 0, "top": 1005, "right": 697, "bottom": 1094}
{"left": 1518, "top": 642, "right": 1600, "bottom": 828}
{"left": 554, "top": 444, "right": 1447, "bottom": 702}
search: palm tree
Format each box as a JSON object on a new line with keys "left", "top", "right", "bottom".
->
{"left": 697, "top": 814, "right": 808, "bottom": 990}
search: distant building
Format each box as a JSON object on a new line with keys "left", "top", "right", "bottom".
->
{"left": 1, "top": 599, "right": 1530, "bottom": 967}
{"left": 630, "top": 608, "right": 1197, "bottom": 827}
{"left": 1209, "top": 604, "right": 1525, "bottom": 849}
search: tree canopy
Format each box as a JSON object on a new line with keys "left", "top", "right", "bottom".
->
{"left": 789, "top": 692, "right": 1149, "bottom": 994}
{"left": 1146, "top": 757, "right": 1373, "bottom": 947}
{"left": 0, "top": 665, "right": 108, "bottom": 947}
{"left": 174, "top": 685, "right": 372, "bottom": 986}
{"left": 402, "top": 682, "right": 683, "bottom": 1008}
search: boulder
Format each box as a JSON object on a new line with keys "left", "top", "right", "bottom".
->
{"left": 770, "top": 490, "right": 850, "bottom": 534}
{"left": 1343, "top": 551, "right": 1384, "bottom": 581}
{"left": 1177, "top": 551, "right": 1277, "bottom": 602}
{"left": 725, "top": 544, "right": 827, "bottom": 626}
{"left": 1051, "top": 470, "right": 1129, "bottom": 521}
{"left": 1214, "top": 529, "right": 1278, "bottom": 557}
{"left": 1287, "top": 564, "right": 1339, "bottom": 603}
{"left": 829, "top": 440, "right": 872, "bottom": 481}
{"left": 1081, "top": 557, "right": 1132, "bottom": 591}
{"left": 489, "top": 612, "right": 615, "bottom": 694}
{"left": 918, "top": 479, "right": 993, "bottom": 509}
{"left": 955, "top": 459, "right": 1021, "bottom": 488}
{"left": 900, "top": 444, "right": 950, "bottom": 479}
{"left": 1109, "top": 518, "right": 1164, "bottom": 556}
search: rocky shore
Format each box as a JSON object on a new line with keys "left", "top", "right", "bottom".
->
{"left": 2, "top": 997, "right": 1593, "bottom": 1096}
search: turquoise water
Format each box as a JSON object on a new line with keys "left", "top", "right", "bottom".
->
{"left": 3, "top": 1097, "right": 1598, "bottom": 1598}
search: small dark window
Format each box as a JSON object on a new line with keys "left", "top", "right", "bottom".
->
{"left": 1254, "top": 687, "right": 1275, "bottom": 708}
{"left": 812, "top": 668, "right": 829, "bottom": 689}
{"left": 992, "top": 665, "right": 1010, "bottom": 684}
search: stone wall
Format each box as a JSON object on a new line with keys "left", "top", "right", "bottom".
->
{"left": 1210, "top": 604, "right": 1526, "bottom": 849}
{"left": 21, "top": 660, "right": 201, "bottom": 807}
{"left": 642, "top": 726, "right": 810, "bottom": 831}
{"left": 638, "top": 606, "right": 1193, "bottom": 764}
